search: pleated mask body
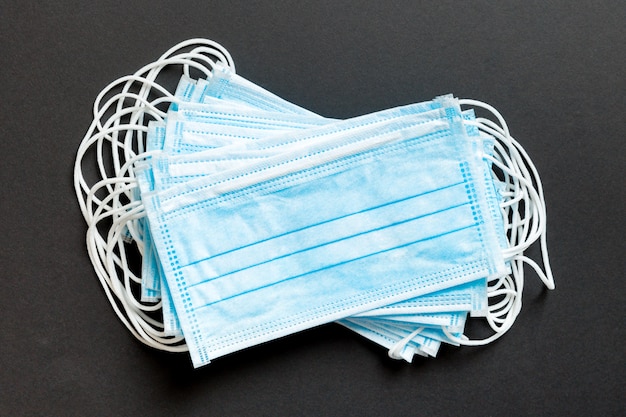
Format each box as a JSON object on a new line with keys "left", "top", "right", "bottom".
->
{"left": 140, "top": 100, "right": 507, "bottom": 367}
{"left": 139, "top": 102, "right": 494, "bottom": 340}
{"left": 138, "top": 77, "right": 498, "bottom": 354}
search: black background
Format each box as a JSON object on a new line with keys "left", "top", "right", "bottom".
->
{"left": 1, "top": 1, "right": 624, "bottom": 416}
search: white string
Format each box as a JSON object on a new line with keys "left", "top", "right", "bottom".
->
{"left": 388, "top": 327, "right": 424, "bottom": 361}
{"left": 74, "top": 39, "right": 236, "bottom": 352}
{"left": 446, "top": 98, "right": 555, "bottom": 347}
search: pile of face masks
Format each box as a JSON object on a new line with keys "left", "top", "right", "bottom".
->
{"left": 75, "top": 39, "right": 554, "bottom": 368}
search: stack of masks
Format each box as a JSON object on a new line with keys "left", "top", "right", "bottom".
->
{"left": 75, "top": 39, "right": 554, "bottom": 368}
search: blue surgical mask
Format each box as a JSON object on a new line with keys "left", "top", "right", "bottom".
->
{"left": 140, "top": 99, "right": 507, "bottom": 367}
{"left": 143, "top": 120, "right": 486, "bottom": 344}
{"left": 146, "top": 80, "right": 500, "bottom": 354}
{"left": 148, "top": 105, "right": 493, "bottom": 276}
{"left": 143, "top": 92, "right": 498, "bottom": 352}
{"left": 137, "top": 102, "right": 449, "bottom": 298}
{"left": 155, "top": 72, "right": 502, "bottom": 356}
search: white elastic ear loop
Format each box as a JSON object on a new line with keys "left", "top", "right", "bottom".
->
{"left": 108, "top": 151, "right": 160, "bottom": 243}
{"left": 85, "top": 152, "right": 157, "bottom": 281}
{"left": 486, "top": 273, "right": 520, "bottom": 332}
{"left": 76, "top": 90, "right": 164, "bottom": 206}
{"left": 84, "top": 174, "right": 186, "bottom": 348}
{"left": 75, "top": 124, "right": 147, "bottom": 220}
{"left": 92, "top": 55, "right": 217, "bottom": 175}
{"left": 92, "top": 77, "right": 173, "bottom": 127}
{"left": 102, "top": 56, "right": 213, "bottom": 170}
{"left": 75, "top": 100, "right": 161, "bottom": 220}
{"left": 85, "top": 178, "right": 140, "bottom": 225}
{"left": 76, "top": 39, "right": 236, "bottom": 352}
{"left": 91, "top": 47, "right": 232, "bottom": 167}
{"left": 157, "top": 38, "right": 235, "bottom": 71}
{"left": 80, "top": 40, "right": 233, "bottom": 205}
{"left": 182, "top": 46, "right": 235, "bottom": 78}
{"left": 461, "top": 99, "right": 554, "bottom": 290}
{"left": 445, "top": 99, "right": 555, "bottom": 347}
{"left": 485, "top": 140, "right": 553, "bottom": 289}
{"left": 86, "top": 180, "right": 142, "bottom": 285}
{"left": 95, "top": 105, "right": 163, "bottom": 190}
{"left": 118, "top": 53, "right": 218, "bottom": 111}
{"left": 485, "top": 154, "right": 544, "bottom": 252}
{"left": 134, "top": 44, "right": 234, "bottom": 111}
{"left": 481, "top": 124, "right": 538, "bottom": 250}
{"left": 479, "top": 114, "right": 553, "bottom": 288}
{"left": 75, "top": 124, "right": 150, "bottom": 220}
{"left": 97, "top": 205, "right": 187, "bottom": 349}
{"left": 388, "top": 327, "right": 424, "bottom": 361}
{"left": 86, "top": 209, "right": 169, "bottom": 348}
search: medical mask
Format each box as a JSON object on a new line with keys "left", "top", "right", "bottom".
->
{"left": 138, "top": 118, "right": 492, "bottom": 310}
{"left": 75, "top": 39, "right": 554, "bottom": 363}
{"left": 140, "top": 101, "right": 507, "bottom": 367}
{"left": 145, "top": 87, "right": 507, "bottom": 359}
{"left": 140, "top": 99, "right": 497, "bottom": 345}
{"left": 143, "top": 103, "right": 492, "bottom": 295}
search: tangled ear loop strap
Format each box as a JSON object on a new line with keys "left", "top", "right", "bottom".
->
{"left": 435, "top": 100, "right": 556, "bottom": 347}
{"left": 75, "top": 40, "right": 235, "bottom": 351}
{"left": 79, "top": 40, "right": 235, "bottom": 207}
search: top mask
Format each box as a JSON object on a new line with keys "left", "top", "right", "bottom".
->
{"left": 140, "top": 98, "right": 507, "bottom": 367}
{"left": 141, "top": 77, "right": 500, "bottom": 356}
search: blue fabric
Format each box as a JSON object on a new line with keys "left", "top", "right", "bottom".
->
{"left": 141, "top": 100, "right": 506, "bottom": 367}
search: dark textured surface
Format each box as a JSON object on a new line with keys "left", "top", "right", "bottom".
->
{"left": 1, "top": 1, "right": 623, "bottom": 416}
